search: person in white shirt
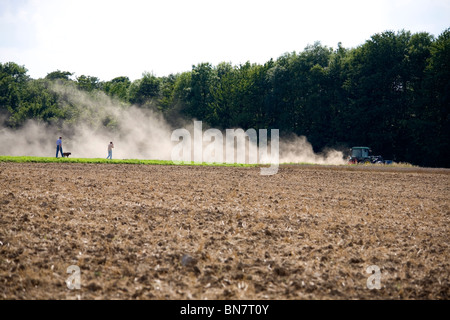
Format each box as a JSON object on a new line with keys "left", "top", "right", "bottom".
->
{"left": 107, "top": 142, "right": 114, "bottom": 159}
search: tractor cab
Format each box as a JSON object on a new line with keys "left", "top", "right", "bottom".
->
{"left": 348, "top": 147, "right": 371, "bottom": 164}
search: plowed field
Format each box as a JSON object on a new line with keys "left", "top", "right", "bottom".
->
{"left": 0, "top": 162, "right": 449, "bottom": 299}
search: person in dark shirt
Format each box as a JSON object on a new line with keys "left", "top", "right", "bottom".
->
{"left": 56, "top": 137, "right": 63, "bottom": 158}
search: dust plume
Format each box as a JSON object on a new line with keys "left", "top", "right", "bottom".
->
{"left": 0, "top": 83, "right": 346, "bottom": 165}
{"left": 279, "top": 135, "right": 347, "bottom": 165}
{"left": 0, "top": 83, "right": 175, "bottom": 160}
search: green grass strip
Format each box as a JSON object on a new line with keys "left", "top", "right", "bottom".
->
{"left": 0, "top": 155, "right": 257, "bottom": 167}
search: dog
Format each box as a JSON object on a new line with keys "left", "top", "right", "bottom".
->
{"left": 62, "top": 152, "right": 71, "bottom": 158}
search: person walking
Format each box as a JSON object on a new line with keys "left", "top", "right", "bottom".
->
{"left": 56, "top": 137, "right": 63, "bottom": 158}
{"left": 107, "top": 141, "right": 114, "bottom": 160}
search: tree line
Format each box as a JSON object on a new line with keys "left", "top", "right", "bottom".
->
{"left": 1, "top": 29, "right": 449, "bottom": 167}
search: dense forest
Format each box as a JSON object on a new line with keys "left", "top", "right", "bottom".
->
{"left": 1, "top": 29, "right": 449, "bottom": 167}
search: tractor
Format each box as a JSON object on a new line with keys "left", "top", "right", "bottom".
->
{"left": 348, "top": 146, "right": 389, "bottom": 164}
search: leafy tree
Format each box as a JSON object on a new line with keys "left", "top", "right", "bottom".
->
{"left": 420, "top": 28, "right": 450, "bottom": 167}
{"left": 185, "top": 63, "right": 215, "bottom": 121}
{"left": 159, "top": 74, "right": 178, "bottom": 111}
{"left": 129, "top": 72, "right": 160, "bottom": 106}
{"left": 344, "top": 30, "right": 413, "bottom": 160}
{"left": 0, "top": 62, "right": 29, "bottom": 126}
{"left": 76, "top": 75, "right": 100, "bottom": 91}
{"left": 103, "top": 76, "right": 131, "bottom": 101}
{"left": 45, "top": 70, "right": 73, "bottom": 81}
{"left": 10, "top": 79, "right": 61, "bottom": 125}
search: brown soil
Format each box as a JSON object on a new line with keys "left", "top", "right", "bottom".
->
{"left": 0, "top": 162, "right": 449, "bottom": 300}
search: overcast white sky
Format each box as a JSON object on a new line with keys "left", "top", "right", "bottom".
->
{"left": 0, "top": 0, "right": 449, "bottom": 81}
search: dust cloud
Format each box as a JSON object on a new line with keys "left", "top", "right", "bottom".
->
{"left": 0, "top": 84, "right": 175, "bottom": 160}
{"left": 279, "top": 135, "right": 346, "bottom": 165}
{"left": 0, "top": 83, "right": 345, "bottom": 165}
